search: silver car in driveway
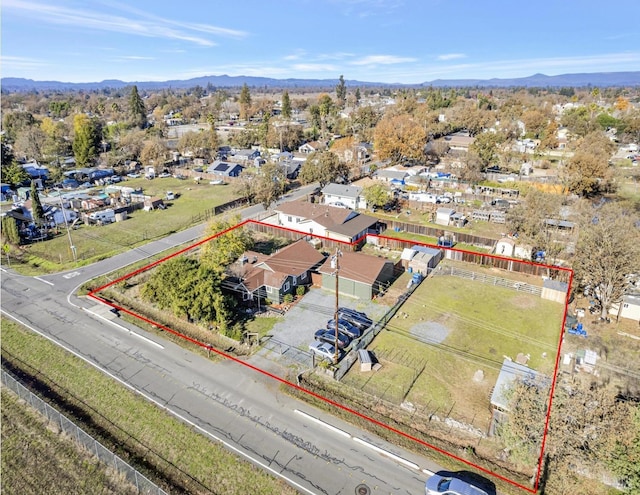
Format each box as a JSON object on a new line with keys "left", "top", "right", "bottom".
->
{"left": 425, "top": 475, "right": 488, "bottom": 495}
{"left": 308, "top": 341, "right": 342, "bottom": 363}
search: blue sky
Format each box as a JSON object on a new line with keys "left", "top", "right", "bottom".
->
{"left": 2, "top": 0, "right": 640, "bottom": 84}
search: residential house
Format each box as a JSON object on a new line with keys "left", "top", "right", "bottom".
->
{"left": 271, "top": 151, "right": 294, "bottom": 162}
{"left": 335, "top": 142, "right": 373, "bottom": 164}
{"left": 373, "top": 168, "right": 409, "bottom": 184}
{"left": 609, "top": 294, "right": 640, "bottom": 322}
{"left": 321, "top": 183, "right": 366, "bottom": 210}
{"left": 317, "top": 250, "right": 395, "bottom": 299}
{"left": 207, "top": 161, "right": 244, "bottom": 177}
{"left": 231, "top": 149, "right": 260, "bottom": 163}
{"left": 273, "top": 200, "right": 379, "bottom": 243}
{"left": 298, "top": 141, "right": 327, "bottom": 154}
{"left": 442, "top": 132, "right": 475, "bottom": 152}
{"left": 233, "top": 240, "right": 326, "bottom": 304}
{"left": 279, "top": 159, "right": 304, "bottom": 179}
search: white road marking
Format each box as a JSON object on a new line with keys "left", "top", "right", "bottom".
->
{"left": 82, "top": 307, "right": 164, "bottom": 349}
{"left": 294, "top": 409, "right": 351, "bottom": 438}
{"left": 34, "top": 277, "right": 55, "bottom": 286}
{"left": 353, "top": 437, "right": 420, "bottom": 470}
{"left": 63, "top": 271, "right": 81, "bottom": 279}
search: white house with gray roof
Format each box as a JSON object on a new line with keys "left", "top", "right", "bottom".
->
{"left": 321, "top": 183, "right": 366, "bottom": 210}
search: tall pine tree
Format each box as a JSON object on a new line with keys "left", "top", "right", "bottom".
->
{"left": 128, "top": 85, "right": 147, "bottom": 129}
{"left": 281, "top": 91, "right": 291, "bottom": 119}
{"left": 336, "top": 75, "right": 346, "bottom": 108}
{"left": 239, "top": 83, "right": 251, "bottom": 120}
{"left": 30, "top": 181, "right": 45, "bottom": 226}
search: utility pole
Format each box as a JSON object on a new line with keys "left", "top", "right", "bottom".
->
{"left": 57, "top": 192, "right": 77, "bottom": 263}
{"left": 331, "top": 248, "right": 342, "bottom": 363}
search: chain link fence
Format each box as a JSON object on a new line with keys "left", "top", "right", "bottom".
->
{"left": 1, "top": 369, "right": 168, "bottom": 495}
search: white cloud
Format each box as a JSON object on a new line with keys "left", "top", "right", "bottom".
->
{"left": 111, "top": 55, "right": 156, "bottom": 61}
{"left": 1, "top": 55, "right": 49, "bottom": 70}
{"left": 2, "top": 0, "right": 247, "bottom": 47}
{"left": 292, "top": 63, "right": 339, "bottom": 72}
{"left": 436, "top": 53, "right": 466, "bottom": 61}
{"left": 283, "top": 49, "right": 307, "bottom": 61}
{"left": 350, "top": 54, "right": 417, "bottom": 66}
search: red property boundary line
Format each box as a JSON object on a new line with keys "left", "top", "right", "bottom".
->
{"left": 88, "top": 219, "right": 573, "bottom": 494}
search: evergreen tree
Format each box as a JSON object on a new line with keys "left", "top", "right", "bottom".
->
{"left": 30, "top": 181, "right": 45, "bottom": 226}
{"left": 1, "top": 216, "right": 20, "bottom": 245}
{"left": 281, "top": 91, "right": 292, "bottom": 119}
{"left": 72, "top": 114, "right": 99, "bottom": 166}
{"left": 336, "top": 75, "right": 346, "bottom": 108}
{"left": 128, "top": 85, "right": 147, "bottom": 129}
{"left": 239, "top": 83, "right": 252, "bottom": 120}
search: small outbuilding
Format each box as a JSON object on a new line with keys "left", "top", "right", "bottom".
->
{"left": 496, "top": 237, "right": 516, "bottom": 257}
{"left": 541, "top": 279, "right": 568, "bottom": 304}
{"left": 435, "top": 207, "right": 456, "bottom": 226}
{"left": 401, "top": 245, "right": 442, "bottom": 275}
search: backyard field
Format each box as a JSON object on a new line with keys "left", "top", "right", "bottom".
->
{"left": 343, "top": 264, "right": 565, "bottom": 433}
{"left": 10, "top": 177, "right": 240, "bottom": 273}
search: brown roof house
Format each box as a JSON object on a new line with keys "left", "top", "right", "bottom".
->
{"left": 273, "top": 199, "right": 379, "bottom": 244}
{"left": 233, "top": 239, "right": 326, "bottom": 304}
{"left": 317, "top": 250, "right": 395, "bottom": 299}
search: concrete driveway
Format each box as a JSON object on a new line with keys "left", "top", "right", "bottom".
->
{"left": 253, "top": 288, "right": 390, "bottom": 367}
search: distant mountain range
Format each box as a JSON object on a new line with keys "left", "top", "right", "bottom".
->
{"left": 2, "top": 71, "right": 639, "bottom": 92}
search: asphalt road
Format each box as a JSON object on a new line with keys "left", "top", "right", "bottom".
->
{"left": 1, "top": 188, "right": 444, "bottom": 495}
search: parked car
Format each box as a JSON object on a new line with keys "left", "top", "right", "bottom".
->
{"left": 326, "top": 318, "right": 361, "bottom": 339}
{"left": 127, "top": 173, "right": 141, "bottom": 179}
{"left": 308, "top": 341, "right": 342, "bottom": 363}
{"left": 425, "top": 474, "right": 488, "bottom": 495}
{"left": 314, "top": 329, "right": 351, "bottom": 349}
{"left": 158, "top": 172, "right": 172, "bottom": 178}
{"left": 329, "top": 201, "right": 350, "bottom": 209}
{"left": 337, "top": 307, "right": 372, "bottom": 330}
{"left": 209, "top": 179, "right": 225, "bottom": 185}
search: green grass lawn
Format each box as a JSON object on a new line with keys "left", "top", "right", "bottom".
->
{"left": 7, "top": 177, "right": 240, "bottom": 274}
{"left": 343, "top": 268, "right": 565, "bottom": 430}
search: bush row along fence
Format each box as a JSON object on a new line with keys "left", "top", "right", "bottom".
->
{"left": 1, "top": 369, "right": 168, "bottom": 495}
{"left": 433, "top": 264, "right": 543, "bottom": 296}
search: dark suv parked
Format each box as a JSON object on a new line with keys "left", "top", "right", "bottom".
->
{"left": 314, "top": 329, "right": 351, "bottom": 349}
{"left": 326, "top": 318, "right": 361, "bottom": 339}
{"left": 337, "top": 308, "right": 372, "bottom": 330}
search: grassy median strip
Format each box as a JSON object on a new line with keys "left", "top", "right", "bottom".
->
{"left": 0, "top": 318, "right": 297, "bottom": 495}
{"left": 1, "top": 388, "right": 138, "bottom": 495}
